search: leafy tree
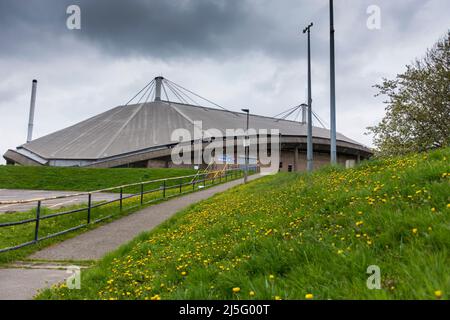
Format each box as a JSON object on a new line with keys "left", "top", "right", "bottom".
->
{"left": 368, "top": 31, "right": 449, "bottom": 157}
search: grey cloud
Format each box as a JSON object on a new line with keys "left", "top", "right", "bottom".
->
{"left": 0, "top": 0, "right": 328, "bottom": 61}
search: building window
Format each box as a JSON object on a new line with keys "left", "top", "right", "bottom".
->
{"left": 288, "top": 165, "right": 293, "bottom": 172}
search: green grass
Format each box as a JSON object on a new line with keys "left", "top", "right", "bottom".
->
{"left": 38, "top": 148, "right": 450, "bottom": 300}
{"left": 0, "top": 170, "right": 246, "bottom": 264}
{"left": 0, "top": 166, "right": 195, "bottom": 192}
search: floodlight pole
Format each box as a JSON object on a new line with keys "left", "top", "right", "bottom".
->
{"left": 330, "top": 0, "right": 337, "bottom": 164}
{"left": 242, "top": 109, "right": 250, "bottom": 184}
{"left": 303, "top": 23, "right": 314, "bottom": 172}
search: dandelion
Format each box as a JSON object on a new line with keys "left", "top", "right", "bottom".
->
{"left": 435, "top": 290, "right": 443, "bottom": 299}
{"left": 431, "top": 208, "right": 436, "bottom": 212}
{"left": 150, "top": 294, "right": 161, "bottom": 300}
{"left": 269, "top": 274, "right": 275, "bottom": 280}
{"left": 305, "top": 293, "right": 314, "bottom": 300}
{"left": 412, "top": 228, "right": 418, "bottom": 235}
{"left": 181, "top": 271, "right": 187, "bottom": 276}
{"left": 232, "top": 287, "right": 241, "bottom": 293}
{"left": 249, "top": 291, "right": 255, "bottom": 297}
{"left": 274, "top": 296, "right": 282, "bottom": 300}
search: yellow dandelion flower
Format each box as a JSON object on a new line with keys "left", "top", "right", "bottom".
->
{"left": 249, "top": 291, "right": 255, "bottom": 297}
{"left": 435, "top": 290, "right": 443, "bottom": 299}
{"left": 431, "top": 208, "right": 436, "bottom": 212}
{"left": 412, "top": 228, "right": 418, "bottom": 234}
{"left": 232, "top": 287, "right": 241, "bottom": 293}
{"left": 305, "top": 293, "right": 314, "bottom": 300}
{"left": 274, "top": 296, "right": 282, "bottom": 300}
{"left": 269, "top": 274, "right": 275, "bottom": 280}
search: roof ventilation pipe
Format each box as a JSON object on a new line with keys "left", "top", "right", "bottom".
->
{"left": 27, "top": 79, "right": 38, "bottom": 143}
{"left": 154, "top": 76, "right": 164, "bottom": 101}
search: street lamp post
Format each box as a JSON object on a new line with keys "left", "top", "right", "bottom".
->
{"left": 241, "top": 109, "right": 250, "bottom": 184}
{"left": 330, "top": 0, "right": 337, "bottom": 165}
{"left": 303, "top": 23, "right": 314, "bottom": 172}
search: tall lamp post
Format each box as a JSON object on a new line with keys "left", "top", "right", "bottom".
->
{"left": 330, "top": 0, "right": 337, "bottom": 164}
{"left": 241, "top": 109, "right": 250, "bottom": 184}
{"left": 303, "top": 23, "right": 314, "bottom": 172}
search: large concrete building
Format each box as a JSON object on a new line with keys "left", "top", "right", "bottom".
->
{"left": 4, "top": 78, "right": 372, "bottom": 171}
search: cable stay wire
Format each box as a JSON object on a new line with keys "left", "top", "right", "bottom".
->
{"left": 161, "top": 82, "right": 171, "bottom": 102}
{"left": 136, "top": 81, "right": 154, "bottom": 105}
{"left": 125, "top": 77, "right": 240, "bottom": 117}
{"left": 273, "top": 103, "right": 328, "bottom": 129}
{"left": 165, "top": 82, "right": 189, "bottom": 104}
{"left": 312, "top": 111, "right": 328, "bottom": 129}
{"left": 164, "top": 80, "right": 198, "bottom": 105}
{"left": 141, "top": 81, "right": 155, "bottom": 105}
{"left": 165, "top": 79, "right": 238, "bottom": 115}
{"left": 272, "top": 105, "right": 299, "bottom": 119}
{"left": 294, "top": 106, "right": 303, "bottom": 122}
{"left": 124, "top": 79, "right": 155, "bottom": 106}
{"left": 275, "top": 105, "right": 301, "bottom": 122}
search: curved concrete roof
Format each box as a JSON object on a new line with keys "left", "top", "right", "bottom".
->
{"left": 16, "top": 101, "right": 370, "bottom": 161}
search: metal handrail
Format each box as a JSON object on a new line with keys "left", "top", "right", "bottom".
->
{"left": 0, "top": 166, "right": 259, "bottom": 254}
{"left": 0, "top": 167, "right": 241, "bottom": 205}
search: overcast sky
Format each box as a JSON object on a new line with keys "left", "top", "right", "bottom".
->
{"left": 0, "top": 0, "right": 449, "bottom": 164}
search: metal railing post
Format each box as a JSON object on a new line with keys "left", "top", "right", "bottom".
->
{"left": 179, "top": 178, "right": 182, "bottom": 194}
{"left": 34, "top": 201, "right": 41, "bottom": 242}
{"left": 163, "top": 180, "right": 166, "bottom": 198}
{"left": 140, "top": 184, "right": 144, "bottom": 205}
{"left": 87, "top": 193, "right": 92, "bottom": 224}
{"left": 120, "top": 188, "right": 123, "bottom": 211}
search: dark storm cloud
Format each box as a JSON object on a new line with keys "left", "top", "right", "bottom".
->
{"left": 0, "top": 0, "right": 323, "bottom": 60}
{"left": 77, "top": 0, "right": 257, "bottom": 58}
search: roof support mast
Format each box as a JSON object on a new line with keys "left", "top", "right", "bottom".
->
{"left": 154, "top": 76, "right": 163, "bottom": 101}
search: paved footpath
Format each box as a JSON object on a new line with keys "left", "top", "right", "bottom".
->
{"left": 0, "top": 174, "right": 261, "bottom": 300}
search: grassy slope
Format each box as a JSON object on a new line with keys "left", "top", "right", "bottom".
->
{"left": 39, "top": 148, "right": 450, "bottom": 300}
{"left": 0, "top": 166, "right": 195, "bottom": 192}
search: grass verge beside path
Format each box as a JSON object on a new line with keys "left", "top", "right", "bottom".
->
{"left": 38, "top": 148, "right": 449, "bottom": 300}
{"left": 0, "top": 166, "right": 194, "bottom": 192}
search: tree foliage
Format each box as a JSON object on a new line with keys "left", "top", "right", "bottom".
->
{"left": 368, "top": 31, "right": 450, "bottom": 157}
